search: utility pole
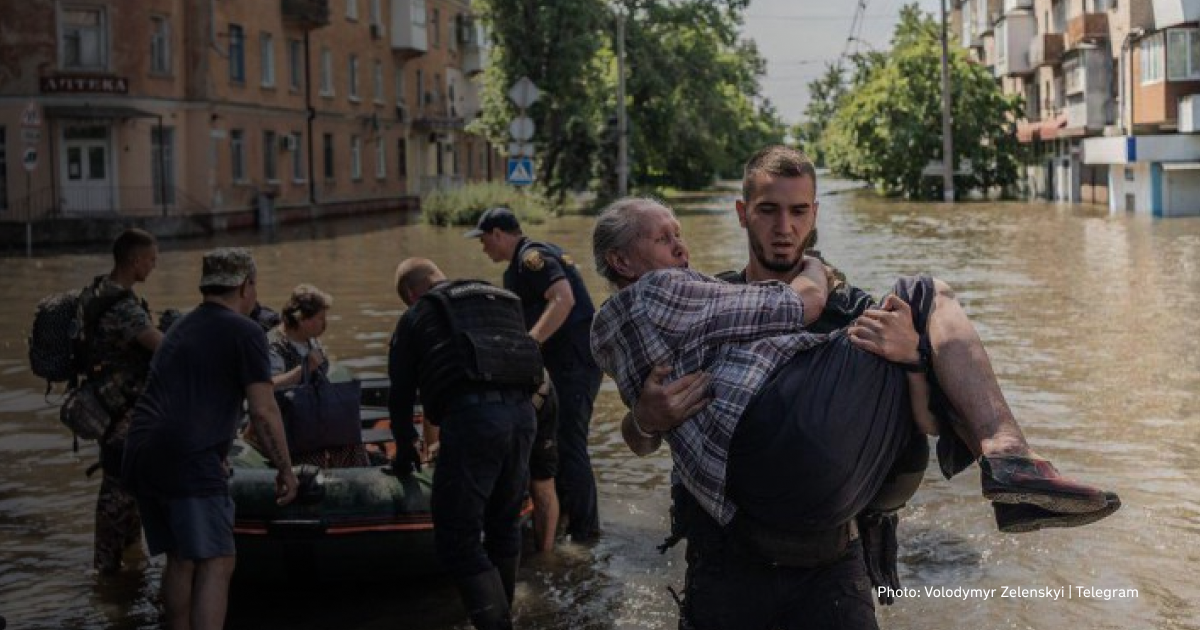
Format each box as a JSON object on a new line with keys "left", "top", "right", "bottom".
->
{"left": 939, "top": 0, "right": 955, "bottom": 202}
{"left": 616, "top": 9, "right": 629, "bottom": 197}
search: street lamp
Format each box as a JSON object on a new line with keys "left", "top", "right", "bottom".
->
{"left": 613, "top": 5, "right": 629, "bottom": 197}
{"left": 939, "top": 0, "right": 955, "bottom": 202}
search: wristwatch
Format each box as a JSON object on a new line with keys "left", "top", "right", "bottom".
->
{"left": 901, "top": 343, "right": 931, "bottom": 373}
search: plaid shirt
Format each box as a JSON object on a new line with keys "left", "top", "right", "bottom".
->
{"left": 591, "top": 268, "right": 827, "bottom": 525}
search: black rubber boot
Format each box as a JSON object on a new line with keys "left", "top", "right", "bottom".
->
{"left": 455, "top": 569, "right": 513, "bottom": 630}
{"left": 492, "top": 555, "right": 520, "bottom": 605}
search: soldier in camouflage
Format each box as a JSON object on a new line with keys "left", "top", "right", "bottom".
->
{"left": 81, "top": 228, "right": 164, "bottom": 574}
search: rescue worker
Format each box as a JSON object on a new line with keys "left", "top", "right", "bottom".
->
{"left": 466, "top": 207, "right": 603, "bottom": 542}
{"left": 388, "top": 258, "right": 543, "bottom": 630}
{"left": 81, "top": 228, "right": 164, "bottom": 574}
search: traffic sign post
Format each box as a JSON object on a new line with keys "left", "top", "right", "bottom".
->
{"left": 21, "top": 101, "right": 42, "bottom": 257}
{"left": 21, "top": 147, "right": 38, "bottom": 173}
{"left": 505, "top": 78, "right": 540, "bottom": 187}
{"left": 507, "top": 157, "right": 535, "bottom": 186}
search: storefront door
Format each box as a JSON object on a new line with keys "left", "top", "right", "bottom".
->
{"left": 61, "top": 125, "right": 113, "bottom": 213}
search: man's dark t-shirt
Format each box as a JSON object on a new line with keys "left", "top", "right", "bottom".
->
{"left": 123, "top": 302, "right": 272, "bottom": 499}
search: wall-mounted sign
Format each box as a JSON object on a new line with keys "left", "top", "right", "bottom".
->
{"left": 40, "top": 75, "right": 129, "bottom": 94}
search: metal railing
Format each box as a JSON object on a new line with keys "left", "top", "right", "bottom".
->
{"left": 3, "top": 185, "right": 208, "bottom": 221}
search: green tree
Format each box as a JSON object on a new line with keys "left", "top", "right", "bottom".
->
{"left": 619, "top": 0, "right": 784, "bottom": 191}
{"left": 474, "top": 0, "right": 782, "bottom": 203}
{"left": 473, "top": 0, "right": 610, "bottom": 203}
{"left": 823, "top": 4, "right": 1023, "bottom": 198}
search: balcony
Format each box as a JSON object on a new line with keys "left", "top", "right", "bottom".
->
{"left": 390, "top": 0, "right": 428, "bottom": 58}
{"left": 1180, "top": 94, "right": 1200, "bottom": 132}
{"left": 458, "top": 18, "right": 488, "bottom": 76}
{"left": 1029, "top": 33, "right": 1064, "bottom": 67}
{"left": 1066, "top": 13, "right": 1108, "bottom": 49}
{"left": 995, "top": 12, "right": 1036, "bottom": 77}
{"left": 1003, "top": 0, "right": 1032, "bottom": 12}
{"left": 282, "top": 0, "right": 330, "bottom": 29}
{"left": 1152, "top": 0, "right": 1200, "bottom": 30}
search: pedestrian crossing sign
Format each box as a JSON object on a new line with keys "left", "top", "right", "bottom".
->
{"left": 507, "top": 157, "right": 534, "bottom": 186}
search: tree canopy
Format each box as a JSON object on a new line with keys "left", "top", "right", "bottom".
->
{"left": 473, "top": 0, "right": 783, "bottom": 203}
{"left": 817, "top": 4, "right": 1024, "bottom": 198}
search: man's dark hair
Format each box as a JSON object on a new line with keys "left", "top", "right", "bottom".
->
{"left": 112, "top": 228, "right": 157, "bottom": 265}
{"left": 200, "top": 285, "right": 240, "bottom": 298}
{"left": 742, "top": 145, "right": 818, "bottom": 202}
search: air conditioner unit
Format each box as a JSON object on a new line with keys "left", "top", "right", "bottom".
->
{"left": 370, "top": 23, "right": 384, "bottom": 39}
{"left": 280, "top": 134, "right": 298, "bottom": 151}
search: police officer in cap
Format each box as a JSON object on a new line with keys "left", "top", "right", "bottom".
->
{"left": 388, "top": 257, "right": 542, "bottom": 630}
{"left": 466, "top": 207, "right": 603, "bottom": 542}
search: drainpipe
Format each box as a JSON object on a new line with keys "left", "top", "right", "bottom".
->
{"left": 157, "top": 114, "right": 167, "bottom": 217}
{"left": 305, "top": 29, "right": 317, "bottom": 213}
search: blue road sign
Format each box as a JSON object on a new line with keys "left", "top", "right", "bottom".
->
{"left": 506, "top": 157, "right": 534, "bottom": 186}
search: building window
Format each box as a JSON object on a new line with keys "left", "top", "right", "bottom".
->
{"left": 416, "top": 69, "right": 424, "bottom": 111}
{"left": 288, "top": 39, "right": 302, "bottom": 90}
{"left": 1167, "top": 28, "right": 1200, "bottom": 81}
{"left": 291, "top": 132, "right": 304, "bottom": 181}
{"left": 1124, "top": 167, "right": 1134, "bottom": 182}
{"left": 374, "top": 60, "right": 384, "bottom": 102}
{"left": 397, "top": 138, "right": 407, "bottom": 177}
{"left": 150, "top": 16, "right": 171, "bottom": 74}
{"left": 349, "top": 54, "right": 359, "bottom": 100}
{"left": 351, "top": 136, "right": 362, "bottom": 180}
{"left": 370, "top": 0, "right": 382, "bottom": 26}
{"left": 323, "top": 133, "right": 335, "bottom": 179}
{"left": 1141, "top": 33, "right": 1164, "bottom": 84}
{"left": 61, "top": 7, "right": 107, "bottom": 70}
{"left": 152, "top": 127, "right": 176, "bottom": 204}
{"left": 263, "top": 131, "right": 278, "bottom": 181}
{"left": 260, "top": 33, "right": 276, "bottom": 87}
{"left": 431, "top": 8, "right": 440, "bottom": 48}
{"left": 0, "top": 127, "right": 7, "bottom": 211}
{"left": 231, "top": 129, "right": 246, "bottom": 181}
{"left": 346, "top": 0, "right": 358, "bottom": 21}
{"left": 320, "top": 48, "right": 334, "bottom": 95}
{"left": 395, "top": 68, "right": 405, "bottom": 104}
{"left": 229, "top": 24, "right": 245, "bottom": 83}
{"left": 376, "top": 138, "right": 387, "bottom": 178}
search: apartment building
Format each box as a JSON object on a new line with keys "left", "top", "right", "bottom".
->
{"left": 955, "top": 0, "right": 1200, "bottom": 216}
{"left": 0, "top": 0, "right": 500, "bottom": 238}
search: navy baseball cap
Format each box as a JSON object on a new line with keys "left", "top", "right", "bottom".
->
{"left": 463, "top": 206, "right": 521, "bottom": 238}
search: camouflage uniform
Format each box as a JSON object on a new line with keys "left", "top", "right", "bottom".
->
{"left": 80, "top": 275, "right": 154, "bottom": 573}
{"left": 265, "top": 327, "right": 368, "bottom": 468}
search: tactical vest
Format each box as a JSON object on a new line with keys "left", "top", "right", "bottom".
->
{"left": 419, "top": 280, "right": 544, "bottom": 392}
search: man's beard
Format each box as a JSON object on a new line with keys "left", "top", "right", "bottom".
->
{"left": 750, "top": 238, "right": 803, "bottom": 274}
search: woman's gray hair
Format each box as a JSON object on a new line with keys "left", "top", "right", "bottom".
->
{"left": 281, "top": 283, "right": 333, "bottom": 328}
{"left": 592, "top": 196, "right": 672, "bottom": 284}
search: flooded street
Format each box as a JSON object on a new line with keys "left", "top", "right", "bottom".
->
{"left": 2, "top": 180, "right": 1200, "bottom": 629}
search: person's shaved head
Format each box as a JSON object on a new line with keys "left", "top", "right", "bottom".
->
{"left": 394, "top": 257, "right": 446, "bottom": 305}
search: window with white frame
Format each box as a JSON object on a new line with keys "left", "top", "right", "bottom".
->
{"left": 351, "top": 136, "right": 362, "bottom": 180}
{"left": 349, "top": 54, "right": 359, "bottom": 100}
{"left": 370, "top": 0, "right": 382, "bottom": 26}
{"left": 261, "top": 33, "right": 276, "bottom": 87}
{"left": 150, "top": 16, "right": 171, "bottom": 74}
{"left": 376, "top": 138, "right": 386, "bottom": 178}
{"left": 997, "top": 21, "right": 1007, "bottom": 64}
{"left": 395, "top": 68, "right": 405, "bottom": 103}
{"left": 229, "top": 24, "right": 245, "bottom": 82}
{"left": 152, "top": 127, "right": 176, "bottom": 204}
{"left": 288, "top": 39, "right": 302, "bottom": 90}
{"left": 291, "top": 132, "right": 304, "bottom": 181}
{"left": 263, "top": 130, "right": 278, "bottom": 181}
{"left": 1064, "top": 56, "right": 1085, "bottom": 94}
{"left": 61, "top": 7, "right": 107, "bottom": 70}
{"left": 320, "top": 48, "right": 334, "bottom": 95}
{"left": 347, "top": 0, "right": 358, "bottom": 20}
{"left": 231, "top": 129, "right": 246, "bottom": 181}
{"left": 1167, "top": 28, "right": 1200, "bottom": 81}
{"left": 1141, "top": 33, "right": 1164, "bottom": 84}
